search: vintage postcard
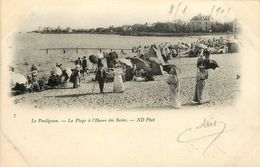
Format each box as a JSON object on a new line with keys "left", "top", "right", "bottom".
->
{"left": 1, "top": 0, "right": 260, "bottom": 166}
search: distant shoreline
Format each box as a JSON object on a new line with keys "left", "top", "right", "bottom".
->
{"left": 28, "top": 31, "right": 238, "bottom": 37}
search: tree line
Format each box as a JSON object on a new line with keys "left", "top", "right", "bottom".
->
{"left": 33, "top": 16, "right": 236, "bottom": 34}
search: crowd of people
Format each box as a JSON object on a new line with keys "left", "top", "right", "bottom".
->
{"left": 10, "top": 35, "right": 230, "bottom": 107}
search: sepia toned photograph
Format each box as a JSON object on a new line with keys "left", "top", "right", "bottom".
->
{"left": 9, "top": 1, "right": 241, "bottom": 109}
{"left": 1, "top": 0, "right": 260, "bottom": 167}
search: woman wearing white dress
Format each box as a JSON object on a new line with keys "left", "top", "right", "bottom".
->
{"left": 167, "top": 67, "right": 181, "bottom": 109}
{"left": 113, "top": 63, "right": 125, "bottom": 93}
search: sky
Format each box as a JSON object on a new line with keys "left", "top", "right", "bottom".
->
{"left": 17, "top": 0, "right": 236, "bottom": 32}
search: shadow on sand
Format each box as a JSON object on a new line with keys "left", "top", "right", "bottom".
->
{"left": 49, "top": 92, "right": 115, "bottom": 98}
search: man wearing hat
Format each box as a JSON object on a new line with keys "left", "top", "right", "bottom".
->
{"left": 95, "top": 63, "right": 107, "bottom": 93}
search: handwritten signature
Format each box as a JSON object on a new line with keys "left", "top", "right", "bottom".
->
{"left": 177, "top": 117, "right": 227, "bottom": 154}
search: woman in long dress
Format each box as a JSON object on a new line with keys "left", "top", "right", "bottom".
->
{"left": 167, "top": 67, "right": 181, "bottom": 109}
{"left": 72, "top": 65, "right": 81, "bottom": 88}
{"left": 113, "top": 63, "right": 125, "bottom": 93}
{"left": 193, "top": 63, "right": 208, "bottom": 104}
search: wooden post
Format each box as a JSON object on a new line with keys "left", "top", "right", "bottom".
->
{"left": 63, "top": 49, "right": 66, "bottom": 54}
{"left": 46, "top": 49, "right": 48, "bottom": 54}
{"left": 76, "top": 48, "right": 78, "bottom": 54}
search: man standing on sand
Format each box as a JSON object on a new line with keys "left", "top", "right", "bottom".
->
{"left": 82, "top": 56, "right": 87, "bottom": 77}
{"left": 95, "top": 63, "right": 107, "bottom": 93}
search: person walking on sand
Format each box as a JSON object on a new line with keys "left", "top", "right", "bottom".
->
{"left": 113, "top": 63, "right": 125, "bottom": 93}
{"left": 193, "top": 63, "right": 208, "bottom": 104}
{"left": 95, "top": 63, "right": 107, "bottom": 93}
{"left": 167, "top": 67, "right": 181, "bottom": 109}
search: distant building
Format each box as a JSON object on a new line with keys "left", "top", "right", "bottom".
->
{"left": 190, "top": 15, "right": 212, "bottom": 32}
{"left": 233, "top": 19, "right": 240, "bottom": 32}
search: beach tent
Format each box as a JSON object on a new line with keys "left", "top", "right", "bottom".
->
{"left": 128, "top": 57, "right": 150, "bottom": 70}
{"left": 146, "top": 57, "right": 164, "bottom": 75}
{"left": 144, "top": 46, "right": 166, "bottom": 65}
{"left": 149, "top": 62, "right": 163, "bottom": 75}
{"left": 227, "top": 40, "right": 239, "bottom": 53}
{"left": 143, "top": 46, "right": 166, "bottom": 75}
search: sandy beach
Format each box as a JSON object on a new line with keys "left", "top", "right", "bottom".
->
{"left": 12, "top": 53, "right": 241, "bottom": 110}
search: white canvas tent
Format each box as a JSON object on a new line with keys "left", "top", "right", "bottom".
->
{"left": 144, "top": 46, "right": 165, "bottom": 75}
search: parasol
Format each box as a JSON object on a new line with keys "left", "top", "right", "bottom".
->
{"left": 205, "top": 60, "right": 219, "bottom": 70}
{"left": 89, "top": 55, "right": 99, "bottom": 64}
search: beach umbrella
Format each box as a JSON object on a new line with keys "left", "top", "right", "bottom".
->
{"left": 53, "top": 67, "right": 62, "bottom": 76}
{"left": 196, "top": 43, "right": 207, "bottom": 49}
{"left": 118, "top": 58, "right": 133, "bottom": 67}
{"left": 129, "top": 57, "right": 150, "bottom": 70}
{"left": 89, "top": 55, "right": 99, "bottom": 64}
{"left": 205, "top": 60, "right": 219, "bottom": 70}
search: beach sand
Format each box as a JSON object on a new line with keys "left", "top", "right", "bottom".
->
{"left": 12, "top": 53, "right": 241, "bottom": 110}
